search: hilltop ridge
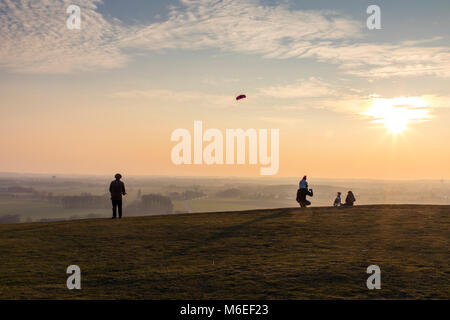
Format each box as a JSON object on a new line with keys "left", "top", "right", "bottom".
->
{"left": 0, "top": 205, "right": 448, "bottom": 299}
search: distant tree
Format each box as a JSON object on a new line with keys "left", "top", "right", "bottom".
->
{"left": 168, "top": 190, "right": 205, "bottom": 200}
{"left": 182, "top": 190, "right": 205, "bottom": 200}
{"left": 168, "top": 192, "right": 181, "bottom": 199}
{"left": 7, "top": 186, "right": 35, "bottom": 193}
{"left": 60, "top": 194, "right": 109, "bottom": 209}
{"left": 140, "top": 194, "right": 174, "bottom": 213}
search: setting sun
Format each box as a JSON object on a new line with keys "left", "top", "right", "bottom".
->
{"left": 365, "top": 96, "right": 431, "bottom": 134}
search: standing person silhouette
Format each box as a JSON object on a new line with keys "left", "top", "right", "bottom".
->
{"left": 109, "top": 173, "right": 126, "bottom": 219}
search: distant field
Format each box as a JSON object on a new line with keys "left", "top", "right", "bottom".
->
{"left": 173, "top": 197, "right": 293, "bottom": 213}
{"left": 0, "top": 198, "right": 110, "bottom": 220}
{"left": 0, "top": 195, "right": 294, "bottom": 221}
{"left": 0, "top": 205, "right": 448, "bottom": 299}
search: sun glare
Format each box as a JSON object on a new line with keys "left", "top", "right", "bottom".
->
{"left": 365, "top": 97, "right": 430, "bottom": 134}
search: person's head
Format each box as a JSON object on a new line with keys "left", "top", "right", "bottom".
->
{"left": 303, "top": 175, "right": 307, "bottom": 180}
{"left": 337, "top": 192, "right": 341, "bottom": 196}
{"left": 114, "top": 173, "right": 122, "bottom": 180}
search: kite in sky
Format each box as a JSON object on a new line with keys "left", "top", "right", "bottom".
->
{"left": 236, "top": 94, "right": 246, "bottom": 101}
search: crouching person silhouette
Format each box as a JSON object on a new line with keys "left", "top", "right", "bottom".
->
{"left": 296, "top": 176, "right": 313, "bottom": 208}
{"left": 110, "top": 173, "right": 126, "bottom": 219}
{"left": 342, "top": 191, "right": 356, "bottom": 207}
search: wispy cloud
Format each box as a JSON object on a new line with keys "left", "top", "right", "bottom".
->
{"left": 308, "top": 42, "right": 450, "bottom": 78}
{"left": 259, "top": 77, "right": 450, "bottom": 117}
{"left": 111, "top": 88, "right": 234, "bottom": 108}
{"left": 261, "top": 77, "right": 335, "bottom": 98}
{"left": 326, "top": 94, "right": 450, "bottom": 126}
{"left": 0, "top": 0, "right": 128, "bottom": 73}
{"left": 1, "top": 0, "right": 450, "bottom": 78}
{"left": 0, "top": 0, "right": 360, "bottom": 74}
{"left": 121, "top": 0, "right": 362, "bottom": 56}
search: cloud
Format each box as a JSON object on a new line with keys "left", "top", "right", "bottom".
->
{"left": 362, "top": 96, "right": 435, "bottom": 133}
{"left": 0, "top": 0, "right": 128, "bottom": 73}
{"left": 327, "top": 94, "right": 450, "bottom": 129}
{"left": 261, "top": 77, "right": 335, "bottom": 98}
{"left": 121, "top": 0, "right": 362, "bottom": 56}
{"left": 1, "top": 0, "right": 450, "bottom": 79}
{"left": 104, "top": 0, "right": 450, "bottom": 79}
{"left": 262, "top": 81, "right": 450, "bottom": 118}
{"left": 420, "top": 95, "right": 450, "bottom": 109}
{"left": 308, "top": 43, "right": 450, "bottom": 78}
{"left": 1, "top": 0, "right": 361, "bottom": 74}
{"left": 112, "top": 88, "right": 234, "bottom": 108}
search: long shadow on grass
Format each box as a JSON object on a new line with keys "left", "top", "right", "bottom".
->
{"left": 170, "top": 208, "right": 293, "bottom": 256}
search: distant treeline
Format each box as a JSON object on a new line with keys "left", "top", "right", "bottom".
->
{"left": 1, "top": 186, "right": 36, "bottom": 193}
{"left": 168, "top": 190, "right": 205, "bottom": 200}
{"left": 58, "top": 193, "right": 110, "bottom": 209}
{"left": 128, "top": 194, "right": 174, "bottom": 214}
{"left": 0, "top": 187, "right": 111, "bottom": 209}
{"left": 0, "top": 186, "right": 37, "bottom": 197}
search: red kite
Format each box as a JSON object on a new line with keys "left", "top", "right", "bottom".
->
{"left": 236, "top": 94, "right": 246, "bottom": 101}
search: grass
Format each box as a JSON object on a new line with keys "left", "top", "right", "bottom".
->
{"left": 0, "top": 205, "right": 448, "bottom": 299}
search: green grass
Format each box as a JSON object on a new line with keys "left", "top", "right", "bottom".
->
{"left": 0, "top": 205, "right": 448, "bottom": 299}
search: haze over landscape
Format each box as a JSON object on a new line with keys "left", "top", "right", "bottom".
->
{"left": 1, "top": 173, "right": 449, "bottom": 224}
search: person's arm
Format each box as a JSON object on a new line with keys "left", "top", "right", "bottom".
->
{"left": 109, "top": 182, "right": 112, "bottom": 193}
{"left": 122, "top": 182, "right": 126, "bottom": 195}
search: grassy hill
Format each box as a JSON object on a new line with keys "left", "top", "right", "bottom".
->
{"left": 0, "top": 205, "right": 448, "bottom": 299}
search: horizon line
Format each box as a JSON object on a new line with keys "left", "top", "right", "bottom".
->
{"left": 0, "top": 171, "right": 448, "bottom": 182}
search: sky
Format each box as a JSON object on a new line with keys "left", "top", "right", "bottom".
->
{"left": 1, "top": 0, "right": 450, "bottom": 179}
